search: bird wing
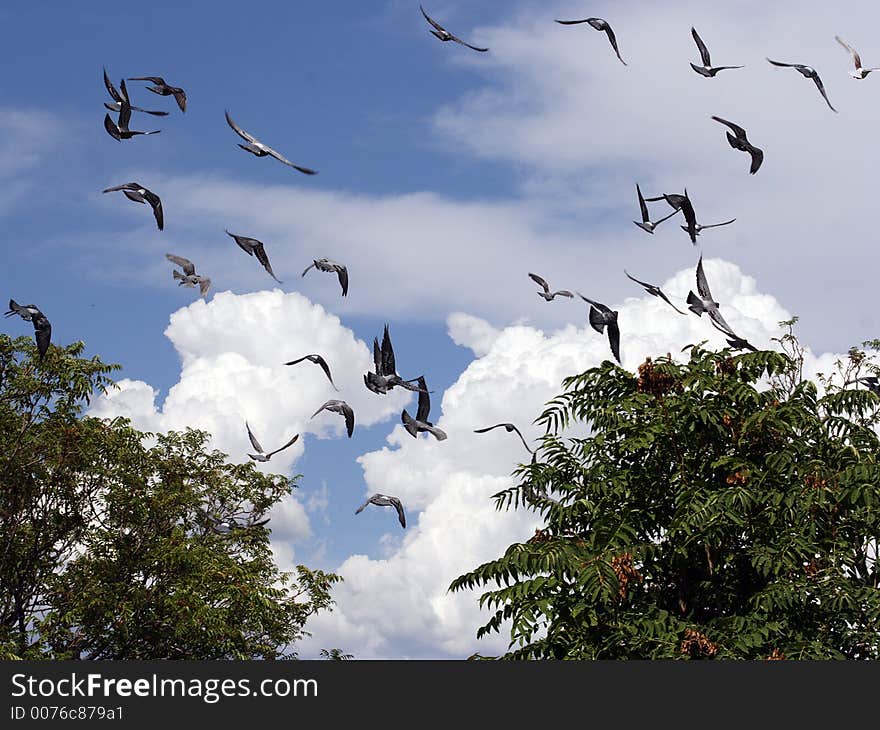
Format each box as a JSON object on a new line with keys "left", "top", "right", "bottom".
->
{"left": 354, "top": 495, "right": 377, "bottom": 515}
{"left": 711, "top": 115, "right": 747, "bottom": 141}
{"left": 474, "top": 424, "right": 504, "bottom": 434}
{"left": 196, "top": 276, "right": 211, "bottom": 297}
{"left": 654, "top": 207, "right": 681, "bottom": 225}
{"left": 810, "top": 72, "right": 837, "bottom": 112}
{"left": 415, "top": 376, "right": 431, "bottom": 423}
{"left": 381, "top": 325, "right": 396, "bottom": 375}
{"left": 165, "top": 253, "right": 195, "bottom": 275}
{"left": 102, "top": 182, "right": 137, "bottom": 193}
{"left": 173, "top": 89, "right": 187, "bottom": 113}
{"left": 224, "top": 110, "right": 258, "bottom": 144}
{"left": 748, "top": 146, "right": 764, "bottom": 174}
{"left": 103, "top": 67, "right": 122, "bottom": 102}
{"left": 681, "top": 197, "right": 697, "bottom": 243}
{"left": 371, "top": 337, "right": 384, "bottom": 375}
{"left": 245, "top": 422, "right": 264, "bottom": 453}
{"left": 342, "top": 402, "right": 355, "bottom": 437}
{"left": 264, "top": 145, "right": 318, "bottom": 174}
{"left": 336, "top": 265, "right": 349, "bottom": 296}
{"left": 226, "top": 230, "right": 256, "bottom": 256}
{"left": 420, "top": 5, "right": 448, "bottom": 33}
{"left": 635, "top": 183, "right": 649, "bottom": 223}
{"left": 314, "top": 355, "right": 338, "bottom": 390}
{"left": 284, "top": 355, "right": 308, "bottom": 366}
{"left": 709, "top": 312, "right": 738, "bottom": 338}
{"left": 691, "top": 27, "right": 711, "bottom": 67}
{"left": 702, "top": 218, "right": 737, "bottom": 229}
{"left": 836, "top": 36, "right": 861, "bottom": 70}
{"left": 34, "top": 320, "right": 51, "bottom": 360}
{"left": 451, "top": 35, "right": 489, "bottom": 52}
{"left": 145, "top": 191, "right": 164, "bottom": 230}
{"left": 624, "top": 269, "right": 653, "bottom": 291}
{"left": 266, "top": 433, "right": 299, "bottom": 458}
{"left": 555, "top": 19, "right": 591, "bottom": 25}
{"left": 528, "top": 272, "right": 551, "bottom": 293}
{"left": 253, "top": 242, "right": 282, "bottom": 283}
{"left": 508, "top": 424, "right": 534, "bottom": 454}
{"left": 103, "top": 114, "right": 122, "bottom": 140}
{"left": 695, "top": 256, "right": 713, "bottom": 300}
{"left": 607, "top": 321, "right": 621, "bottom": 364}
{"left": 129, "top": 76, "right": 165, "bottom": 84}
{"left": 310, "top": 401, "right": 331, "bottom": 419}
{"left": 766, "top": 58, "right": 797, "bottom": 68}
{"left": 391, "top": 497, "right": 406, "bottom": 528}
{"left": 601, "top": 24, "right": 626, "bottom": 65}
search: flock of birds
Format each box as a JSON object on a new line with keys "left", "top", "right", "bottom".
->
{"left": 6, "top": 7, "right": 880, "bottom": 532}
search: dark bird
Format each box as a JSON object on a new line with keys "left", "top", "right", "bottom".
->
{"left": 355, "top": 494, "right": 406, "bottom": 529}
{"left": 301, "top": 258, "right": 348, "bottom": 296}
{"left": 555, "top": 17, "right": 626, "bottom": 65}
{"left": 624, "top": 270, "right": 686, "bottom": 315}
{"left": 311, "top": 399, "right": 355, "bottom": 438}
{"left": 420, "top": 5, "right": 488, "bottom": 52}
{"left": 5, "top": 300, "right": 51, "bottom": 360}
{"left": 103, "top": 78, "right": 162, "bottom": 141}
{"left": 711, "top": 116, "right": 763, "bottom": 174}
{"left": 766, "top": 58, "right": 837, "bottom": 112}
{"left": 528, "top": 273, "right": 574, "bottom": 301}
{"left": 165, "top": 254, "right": 211, "bottom": 297}
{"left": 225, "top": 110, "right": 317, "bottom": 174}
{"left": 645, "top": 190, "right": 698, "bottom": 244}
{"left": 689, "top": 27, "right": 744, "bottom": 77}
{"left": 225, "top": 230, "right": 282, "bottom": 284}
{"left": 364, "top": 325, "right": 427, "bottom": 395}
{"left": 102, "top": 182, "right": 164, "bottom": 230}
{"left": 128, "top": 75, "right": 187, "bottom": 112}
{"left": 473, "top": 423, "right": 534, "bottom": 454}
{"left": 679, "top": 218, "right": 737, "bottom": 237}
{"left": 576, "top": 294, "right": 621, "bottom": 364}
{"left": 835, "top": 36, "right": 880, "bottom": 79}
{"left": 103, "top": 67, "right": 168, "bottom": 116}
{"left": 687, "top": 256, "right": 736, "bottom": 336}
{"left": 245, "top": 422, "right": 299, "bottom": 462}
{"left": 203, "top": 510, "right": 270, "bottom": 534}
{"left": 844, "top": 376, "right": 880, "bottom": 396}
{"left": 402, "top": 376, "right": 447, "bottom": 441}
{"left": 720, "top": 329, "right": 759, "bottom": 352}
{"left": 284, "top": 354, "right": 339, "bottom": 391}
{"left": 633, "top": 183, "right": 680, "bottom": 234}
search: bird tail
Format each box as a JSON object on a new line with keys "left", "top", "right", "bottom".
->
{"left": 401, "top": 410, "right": 419, "bottom": 438}
{"left": 588, "top": 307, "right": 606, "bottom": 334}
{"left": 426, "top": 425, "right": 448, "bottom": 441}
{"left": 686, "top": 291, "right": 705, "bottom": 315}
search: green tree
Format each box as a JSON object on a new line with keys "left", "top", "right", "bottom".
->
{"left": 0, "top": 334, "right": 340, "bottom": 659}
{"left": 452, "top": 327, "right": 880, "bottom": 659}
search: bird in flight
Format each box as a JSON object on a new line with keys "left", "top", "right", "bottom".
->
{"left": 302, "top": 258, "right": 348, "bottom": 297}
{"left": 402, "top": 376, "right": 447, "bottom": 441}
{"left": 679, "top": 218, "right": 737, "bottom": 237}
{"left": 528, "top": 273, "right": 574, "bottom": 301}
{"left": 555, "top": 17, "right": 626, "bottom": 65}
{"left": 624, "top": 270, "right": 686, "bottom": 315}
{"left": 102, "top": 182, "right": 164, "bottom": 230}
{"left": 419, "top": 5, "right": 488, "bottom": 52}
{"left": 356, "top": 494, "right": 407, "bottom": 529}
{"left": 633, "top": 183, "right": 680, "bottom": 234}
{"left": 311, "top": 399, "right": 355, "bottom": 438}
{"left": 687, "top": 256, "right": 736, "bottom": 337}
{"left": 844, "top": 376, "right": 880, "bottom": 396}
{"left": 577, "top": 293, "right": 621, "bottom": 364}
{"left": 645, "top": 190, "right": 698, "bottom": 244}
{"left": 689, "top": 27, "right": 744, "bottom": 77}
{"left": 225, "top": 110, "right": 317, "bottom": 174}
{"left": 766, "top": 58, "right": 837, "bottom": 112}
{"left": 5, "top": 300, "right": 51, "bottom": 360}
{"left": 364, "top": 325, "right": 427, "bottom": 395}
{"left": 473, "top": 423, "right": 534, "bottom": 454}
{"left": 128, "top": 75, "right": 187, "bottom": 112}
{"left": 226, "top": 230, "right": 282, "bottom": 284}
{"left": 835, "top": 36, "right": 880, "bottom": 79}
{"left": 245, "top": 422, "right": 299, "bottom": 462}
{"left": 103, "top": 68, "right": 167, "bottom": 116}
{"left": 284, "top": 354, "right": 339, "bottom": 391}
{"left": 166, "top": 254, "right": 211, "bottom": 298}
{"left": 103, "top": 78, "right": 162, "bottom": 140}
{"left": 711, "top": 116, "right": 763, "bottom": 174}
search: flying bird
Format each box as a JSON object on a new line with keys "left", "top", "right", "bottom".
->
{"left": 284, "top": 354, "right": 339, "bottom": 391}
{"left": 528, "top": 273, "right": 574, "bottom": 301}
{"left": 720, "top": 329, "right": 759, "bottom": 353}
{"left": 473, "top": 423, "right": 534, "bottom": 454}
{"left": 555, "top": 17, "right": 626, "bottom": 65}
{"left": 844, "top": 376, "right": 880, "bottom": 396}
{"left": 225, "top": 110, "right": 317, "bottom": 174}
{"left": 165, "top": 254, "right": 211, "bottom": 297}
{"left": 364, "top": 325, "right": 427, "bottom": 395}
{"left": 645, "top": 190, "right": 698, "bottom": 244}
{"left": 225, "top": 230, "right": 282, "bottom": 284}
{"left": 689, "top": 27, "right": 744, "bottom": 77}
{"left": 103, "top": 68, "right": 168, "bottom": 116}
{"left": 128, "top": 76, "right": 187, "bottom": 112}
{"left": 766, "top": 58, "right": 837, "bottom": 112}
{"left": 355, "top": 494, "right": 406, "bottom": 529}
{"left": 5, "top": 300, "right": 51, "bottom": 360}
{"left": 624, "top": 270, "right": 686, "bottom": 315}
{"left": 419, "top": 5, "right": 488, "bottom": 52}
{"left": 711, "top": 116, "right": 763, "bottom": 174}
{"left": 633, "top": 183, "right": 680, "bottom": 234}
{"left": 402, "top": 376, "right": 447, "bottom": 441}
{"left": 245, "top": 422, "right": 299, "bottom": 462}
{"left": 679, "top": 218, "right": 737, "bottom": 237}
{"left": 687, "top": 256, "right": 736, "bottom": 337}
{"left": 577, "top": 294, "right": 621, "bottom": 364}
{"left": 103, "top": 78, "right": 162, "bottom": 141}
{"left": 311, "top": 399, "right": 355, "bottom": 438}
{"left": 301, "top": 258, "right": 348, "bottom": 296}
{"left": 835, "top": 36, "right": 880, "bottom": 79}
{"left": 102, "top": 182, "right": 164, "bottom": 230}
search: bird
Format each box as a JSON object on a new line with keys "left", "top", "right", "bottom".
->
{"left": 127, "top": 76, "right": 187, "bottom": 112}
{"left": 284, "top": 354, "right": 339, "bottom": 391}
{"left": 720, "top": 329, "right": 759, "bottom": 352}
{"left": 165, "top": 254, "right": 211, "bottom": 297}
{"left": 689, "top": 27, "right": 744, "bottom": 77}
{"left": 711, "top": 116, "right": 763, "bottom": 174}
{"left": 402, "top": 376, "right": 447, "bottom": 441}
{"left": 102, "top": 182, "right": 164, "bottom": 230}
{"left": 245, "top": 422, "right": 299, "bottom": 462}
{"left": 225, "top": 230, "right": 282, "bottom": 284}
{"left": 624, "top": 270, "right": 687, "bottom": 315}
{"left": 633, "top": 183, "right": 681, "bottom": 234}
{"left": 224, "top": 110, "right": 316, "bottom": 174}
{"left": 355, "top": 494, "right": 406, "bottom": 529}
{"left": 835, "top": 36, "right": 880, "bottom": 79}
{"left": 679, "top": 219, "right": 737, "bottom": 237}
{"left": 844, "top": 376, "right": 880, "bottom": 396}
{"left": 528, "top": 273, "right": 574, "bottom": 301}
{"left": 645, "top": 190, "right": 698, "bottom": 244}
{"left": 103, "top": 68, "right": 168, "bottom": 116}
{"left": 687, "top": 256, "right": 736, "bottom": 337}
{"left": 311, "top": 399, "right": 355, "bottom": 438}
{"left": 419, "top": 5, "right": 488, "bottom": 53}
{"left": 5, "top": 300, "right": 51, "bottom": 360}
{"left": 301, "top": 258, "right": 348, "bottom": 296}
{"left": 473, "top": 423, "right": 534, "bottom": 454}
{"left": 364, "top": 325, "right": 427, "bottom": 395}
{"left": 576, "top": 294, "right": 621, "bottom": 364}
{"left": 766, "top": 58, "right": 837, "bottom": 112}
{"left": 103, "top": 78, "right": 162, "bottom": 141}
{"left": 555, "top": 17, "right": 626, "bottom": 65}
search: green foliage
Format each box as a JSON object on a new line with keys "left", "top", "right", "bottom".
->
{"left": 452, "top": 333, "right": 880, "bottom": 659}
{"left": 0, "top": 335, "right": 341, "bottom": 659}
